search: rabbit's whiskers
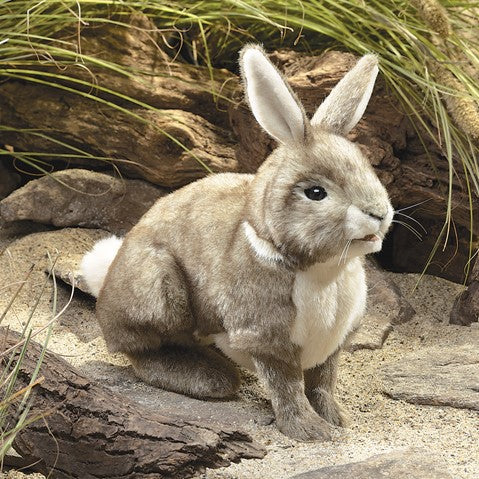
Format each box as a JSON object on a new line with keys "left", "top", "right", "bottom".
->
{"left": 391, "top": 219, "right": 423, "bottom": 240}
{"left": 338, "top": 240, "right": 352, "bottom": 266}
{"left": 394, "top": 211, "right": 427, "bottom": 234}
{"left": 394, "top": 198, "right": 431, "bottom": 213}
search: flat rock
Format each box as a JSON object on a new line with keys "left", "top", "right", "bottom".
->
{"left": 290, "top": 449, "right": 454, "bottom": 478}
{"left": 346, "top": 261, "right": 415, "bottom": 351}
{"left": 365, "top": 260, "right": 415, "bottom": 325}
{"left": 0, "top": 169, "right": 166, "bottom": 235}
{"left": 80, "top": 360, "right": 273, "bottom": 428}
{"left": 381, "top": 345, "right": 479, "bottom": 411}
{"left": 347, "top": 313, "right": 393, "bottom": 351}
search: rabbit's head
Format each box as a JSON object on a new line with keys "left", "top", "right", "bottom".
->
{"left": 240, "top": 45, "right": 394, "bottom": 267}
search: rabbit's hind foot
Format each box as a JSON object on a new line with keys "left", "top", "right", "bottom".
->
{"left": 128, "top": 343, "right": 240, "bottom": 399}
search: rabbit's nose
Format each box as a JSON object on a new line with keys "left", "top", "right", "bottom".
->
{"left": 362, "top": 210, "right": 385, "bottom": 222}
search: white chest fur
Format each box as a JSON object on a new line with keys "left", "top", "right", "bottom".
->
{"left": 291, "top": 258, "right": 366, "bottom": 370}
{"left": 209, "top": 223, "right": 367, "bottom": 371}
{"left": 211, "top": 259, "right": 366, "bottom": 372}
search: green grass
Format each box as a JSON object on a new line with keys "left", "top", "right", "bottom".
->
{"left": 1, "top": 0, "right": 478, "bottom": 277}
{"left": 0, "top": 255, "right": 73, "bottom": 467}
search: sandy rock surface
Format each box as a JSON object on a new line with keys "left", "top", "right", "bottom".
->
{"left": 382, "top": 345, "right": 479, "bottom": 411}
{"left": 0, "top": 169, "right": 166, "bottom": 235}
{"left": 0, "top": 225, "right": 478, "bottom": 479}
{"left": 290, "top": 449, "right": 454, "bottom": 478}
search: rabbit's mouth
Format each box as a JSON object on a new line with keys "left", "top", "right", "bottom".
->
{"left": 356, "top": 234, "right": 380, "bottom": 242}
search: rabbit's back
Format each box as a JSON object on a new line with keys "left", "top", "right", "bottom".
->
{"left": 104, "top": 172, "right": 281, "bottom": 335}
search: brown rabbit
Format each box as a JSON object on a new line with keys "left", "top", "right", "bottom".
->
{"left": 81, "top": 45, "right": 393, "bottom": 441}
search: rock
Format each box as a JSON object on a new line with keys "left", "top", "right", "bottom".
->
{"left": 80, "top": 360, "right": 273, "bottom": 427}
{"left": 381, "top": 345, "right": 479, "bottom": 411}
{"left": 0, "top": 169, "right": 166, "bottom": 235}
{"left": 347, "top": 313, "right": 393, "bottom": 352}
{"left": 365, "top": 261, "right": 416, "bottom": 325}
{"left": 290, "top": 449, "right": 454, "bottom": 479}
{"left": 346, "top": 261, "right": 415, "bottom": 351}
{"left": 0, "top": 159, "right": 21, "bottom": 200}
{"left": 450, "top": 258, "right": 479, "bottom": 325}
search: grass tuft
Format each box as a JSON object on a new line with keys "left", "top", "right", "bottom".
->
{"left": 1, "top": 0, "right": 478, "bottom": 276}
{"left": 0, "top": 255, "right": 73, "bottom": 468}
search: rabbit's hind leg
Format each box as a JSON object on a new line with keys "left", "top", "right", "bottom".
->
{"left": 128, "top": 343, "right": 241, "bottom": 399}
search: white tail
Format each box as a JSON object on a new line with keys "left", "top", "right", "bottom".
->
{"left": 80, "top": 236, "right": 123, "bottom": 297}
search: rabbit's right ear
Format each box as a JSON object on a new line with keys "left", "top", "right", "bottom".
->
{"left": 240, "top": 45, "right": 307, "bottom": 144}
{"left": 311, "top": 55, "right": 378, "bottom": 135}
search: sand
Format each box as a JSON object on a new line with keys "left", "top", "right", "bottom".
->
{"left": 0, "top": 223, "right": 478, "bottom": 478}
{"left": 202, "top": 273, "right": 479, "bottom": 479}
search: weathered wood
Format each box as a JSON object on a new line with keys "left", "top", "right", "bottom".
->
{"left": 0, "top": 81, "right": 237, "bottom": 188}
{"left": 2, "top": 328, "right": 265, "bottom": 479}
{"left": 31, "top": 13, "right": 237, "bottom": 125}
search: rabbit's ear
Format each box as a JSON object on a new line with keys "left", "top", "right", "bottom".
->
{"left": 311, "top": 55, "right": 378, "bottom": 135}
{"left": 240, "top": 45, "right": 307, "bottom": 144}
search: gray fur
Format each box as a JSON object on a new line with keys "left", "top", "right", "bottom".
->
{"left": 89, "top": 46, "right": 393, "bottom": 442}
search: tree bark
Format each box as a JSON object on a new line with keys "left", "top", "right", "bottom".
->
{"left": 2, "top": 329, "right": 265, "bottom": 479}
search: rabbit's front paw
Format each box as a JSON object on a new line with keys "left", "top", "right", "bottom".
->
{"left": 277, "top": 410, "right": 332, "bottom": 442}
{"left": 308, "top": 387, "right": 348, "bottom": 427}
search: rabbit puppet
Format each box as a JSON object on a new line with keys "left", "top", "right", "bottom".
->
{"left": 81, "top": 45, "right": 393, "bottom": 441}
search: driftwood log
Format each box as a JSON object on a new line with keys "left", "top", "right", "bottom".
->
{"left": 2, "top": 328, "right": 265, "bottom": 479}
{"left": 0, "top": 81, "right": 237, "bottom": 188}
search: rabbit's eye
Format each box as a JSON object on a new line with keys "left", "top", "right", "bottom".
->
{"left": 304, "top": 186, "right": 327, "bottom": 201}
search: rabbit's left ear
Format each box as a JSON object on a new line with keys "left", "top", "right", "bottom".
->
{"left": 311, "top": 55, "right": 378, "bottom": 135}
{"left": 240, "top": 45, "right": 307, "bottom": 144}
